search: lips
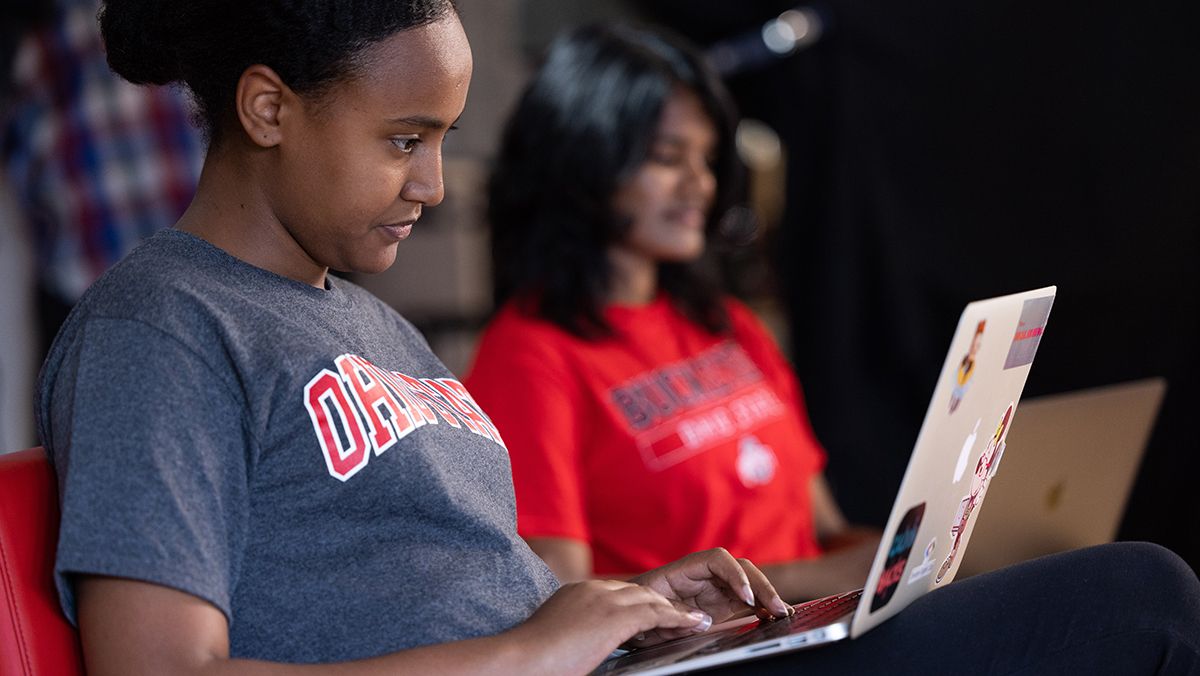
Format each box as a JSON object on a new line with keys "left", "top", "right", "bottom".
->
{"left": 379, "top": 219, "right": 417, "bottom": 241}
{"left": 667, "top": 207, "right": 707, "bottom": 229}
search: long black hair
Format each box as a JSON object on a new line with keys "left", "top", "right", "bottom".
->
{"left": 488, "top": 23, "right": 743, "bottom": 338}
{"left": 98, "top": 0, "right": 458, "bottom": 143}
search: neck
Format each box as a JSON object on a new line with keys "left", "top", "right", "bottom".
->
{"left": 175, "top": 140, "right": 329, "bottom": 288}
{"left": 605, "top": 247, "right": 658, "bottom": 305}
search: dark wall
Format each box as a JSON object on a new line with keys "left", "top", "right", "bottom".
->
{"left": 635, "top": 0, "right": 1200, "bottom": 571}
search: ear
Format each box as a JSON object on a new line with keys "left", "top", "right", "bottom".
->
{"left": 235, "top": 64, "right": 292, "bottom": 148}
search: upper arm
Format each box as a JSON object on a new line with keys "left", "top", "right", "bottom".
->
{"left": 46, "top": 317, "right": 251, "bottom": 624}
{"left": 76, "top": 576, "right": 231, "bottom": 676}
{"left": 524, "top": 537, "right": 593, "bottom": 583}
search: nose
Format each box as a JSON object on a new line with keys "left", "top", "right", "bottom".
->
{"left": 399, "top": 147, "right": 445, "bottom": 207}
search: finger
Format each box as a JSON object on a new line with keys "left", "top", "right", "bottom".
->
{"left": 650, "top": 599, "right": 717, "bottom": 642}
{"left": 623, "top": 609, "right": 713, "bottom": 648}
{"left": 618, "top": 591, "right": 713, "bottom": 648}
{"left": 693, "top": 548, "right": 756, "bottom": 607}
{"left": 736, "top": 558, "right": 793, "bottom": 618}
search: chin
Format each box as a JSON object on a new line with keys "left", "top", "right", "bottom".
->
{"left": 346, "top": 249, "right": 400, "bottom": 276}
{"left": 663, "top": 241, "right": 706, "bottom": 263}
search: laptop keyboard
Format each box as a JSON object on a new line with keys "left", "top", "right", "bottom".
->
{"left": 789, "top": 588, "right": 864, "bottom": 629}
{"left": 595, "top": 589, "right": 864, "bottom": 674}
{"left": 692, "top": 588, "right": 864, "bottom": 655}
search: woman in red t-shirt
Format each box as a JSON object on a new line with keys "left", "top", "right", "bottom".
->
{"left": 466, "top": 23, "right": 879, "bottom": 602}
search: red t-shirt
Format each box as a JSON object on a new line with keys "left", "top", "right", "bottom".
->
{"left": 465, "top": 296, "right": 826, "bottom": 575}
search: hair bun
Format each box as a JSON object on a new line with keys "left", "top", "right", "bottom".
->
{"left": 98, "top": 0, "right": 187, "bottom": 85}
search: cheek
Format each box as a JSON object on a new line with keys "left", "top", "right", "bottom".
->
{"left": 615, "top": 170, "right": 673, "bottom": 214}
{"left": 328, "top": 158, "right": 403, "bottom": 218}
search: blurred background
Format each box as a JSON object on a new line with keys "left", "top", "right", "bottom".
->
{"left": 2, "top": 0, "right": 1196, "bottom": 572}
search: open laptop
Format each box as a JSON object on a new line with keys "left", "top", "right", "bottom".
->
{"left": 596, "top": 286, "right": 1057, "bottom": 675}
{"left": 957, "top": 377, "right": 1165, "bottom": 577}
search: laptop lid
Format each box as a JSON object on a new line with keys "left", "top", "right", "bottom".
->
{"left": 849, "top": 286, "right": 1056, "bottom": 636}
{"left": 599, "top": 287, "right": 1056, "bottom": 674}
{"left": 957, "top": 377, "right": 1165, "bottom": 577}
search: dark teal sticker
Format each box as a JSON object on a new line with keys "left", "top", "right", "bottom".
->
{"left": 871, "top": 503, "right": 926, "bottom": 612}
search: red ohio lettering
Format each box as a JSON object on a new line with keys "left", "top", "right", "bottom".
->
{"left": 335, "top": 354, "right": 415, "bottom": 454}
{"left": 427, "top": 378, "right": 505, "bottom": 445}
{"left": 304, "top": 369, "right": 369, "bottom": 481}
{"left": 375, "top": 370, "right": 439, "bottom": 425}
{"left": 393, "top": 373, "right": 464, "bottom": 429}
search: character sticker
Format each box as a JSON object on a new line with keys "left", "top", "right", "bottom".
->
{"left": 1003, "top": 296, "right": 1054, "bottom": 369}
{"left": 936, "top": 404, "right": 1013, "bottom": 583}
{"left": 949, "top": 320, "right": 986, "bottom": 413}
{"left": 871, "top": 503, "right": 926, "bottom": 613}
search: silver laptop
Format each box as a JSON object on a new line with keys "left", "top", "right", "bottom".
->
{"left": 596, "top": 286, "right": 1057, "bottom": 675}
{"left": 957, "top": 378, "right": 1165, "bottom": 577}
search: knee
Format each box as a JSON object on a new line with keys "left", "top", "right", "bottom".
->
{"left": 1087, "top": 542, "right": 1200, "bottom": 623}
{"left": 1100, "top": 541, "right": 1194, "bottom": 586}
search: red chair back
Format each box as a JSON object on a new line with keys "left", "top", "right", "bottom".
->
{"left": 0, "top": 447, "right": 85, "bottom": 675}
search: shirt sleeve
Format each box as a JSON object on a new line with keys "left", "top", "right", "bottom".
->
{"left": 44, "top": 317, "right": 252, "bottom": 625}
{"left": 726, "top": 300, "right": 828, "bottom": 473}
{"left": 465, "top": 316, "right": 590, "bottom": 543}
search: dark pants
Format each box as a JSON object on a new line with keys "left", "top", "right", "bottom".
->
{"left": 720, "top": 542, "right": 1200, "bottom": 675}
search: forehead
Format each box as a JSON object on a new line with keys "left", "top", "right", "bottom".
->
{"left": 655, "top": 88, "right": 716, "bottom": 145}
{"left": 333, "top": 16, "right": 473, "bottom": 118}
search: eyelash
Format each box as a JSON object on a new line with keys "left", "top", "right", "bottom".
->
{"left": 391, "top": 137, "right": 420, "bottom": 153}
{"left": 389, "top": 126, "right": 458, "bottom": 154}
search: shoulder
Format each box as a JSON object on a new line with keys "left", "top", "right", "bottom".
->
{"left": 71, "top": 229, "right": 242, "bottom": 319}
{"left": 48, "top": 232, "right": 230, "bottom": 360}
{"left": 714, "top": 296, "right": 797, "bottom": 375}
{"left": 477, "top": 301, "right": 582, "bottom": 352}
{"left": 40, "top": 231, "right": 245, "bottom": 383}
{"left": 720, "top": 296, "right": 774, "bottom": 341}
{"left": 467, "top": 301, "right": 585, "bottom": 385}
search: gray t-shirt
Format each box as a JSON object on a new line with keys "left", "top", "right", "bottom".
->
{"left": 37, "top": 229, "right": 558, "bottom": 663}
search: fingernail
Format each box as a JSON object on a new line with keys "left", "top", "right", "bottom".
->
{"left": 773, "top": 600, "right": 792, "bottom": 617}
{"left": 741, "top": 584, "right": 755, "bottom": 606}
{"left": 688, "top": 611, "right": 713, "bottom": 632}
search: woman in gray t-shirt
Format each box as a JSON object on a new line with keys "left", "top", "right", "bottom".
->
{"left": 38, "top": 1, "right": 1200, "bottom": 674}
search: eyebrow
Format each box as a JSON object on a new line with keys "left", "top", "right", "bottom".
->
{"left": 653, "top": 134, "right": 714, "bottom": 152}
{"left": 385, "top": 115, "right": 460, "bottom": 130}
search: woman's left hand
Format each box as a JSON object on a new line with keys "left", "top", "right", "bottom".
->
{"left": 625, "top": 548, "right": 793, "bottom": 647}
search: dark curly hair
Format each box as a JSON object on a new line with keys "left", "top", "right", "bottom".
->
{"left": 488, "top": 23, "right": 743, "bottom": 338}
{"left": 98, "top": 0, "right": 459, "bottom": 142}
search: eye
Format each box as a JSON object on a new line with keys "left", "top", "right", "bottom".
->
{"left": 649, "top": 149, "right": 683, "bottom": 166}
{"left": 390, "top": 136, "right": 420, "bottom": 153}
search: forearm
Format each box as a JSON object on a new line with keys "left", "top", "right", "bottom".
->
{"left": 182, "top": 631, "right": 581, "bottom": 676}
{"left": 762, "top": 528, "right": 882, "bottom": 602}
{"left": 78, "top": 576, "right": 616, "bottom": 676}
{"left": 84, "top": 620, "right": 571, "bottom": 676}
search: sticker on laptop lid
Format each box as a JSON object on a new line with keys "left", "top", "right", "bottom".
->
{"left": 937, "top": 404, "right": 1013, "bottom": 583}
{"left": 949, "top": 320, "right": 986, "bottom": 413}
{"left": 871, "top": 502, "right": 926, "bottom": 613}
{"left": 908, "top": 538, "right": 938, "bottom": 585}
{"left": 988, "top": 440, "right": 1006, "bottom": 479}
{"left": 1003, "top": 296, "right": 1054, "bottom": 369}
{"left": 953, "top": 418, "right": 982, "bottom": 483}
